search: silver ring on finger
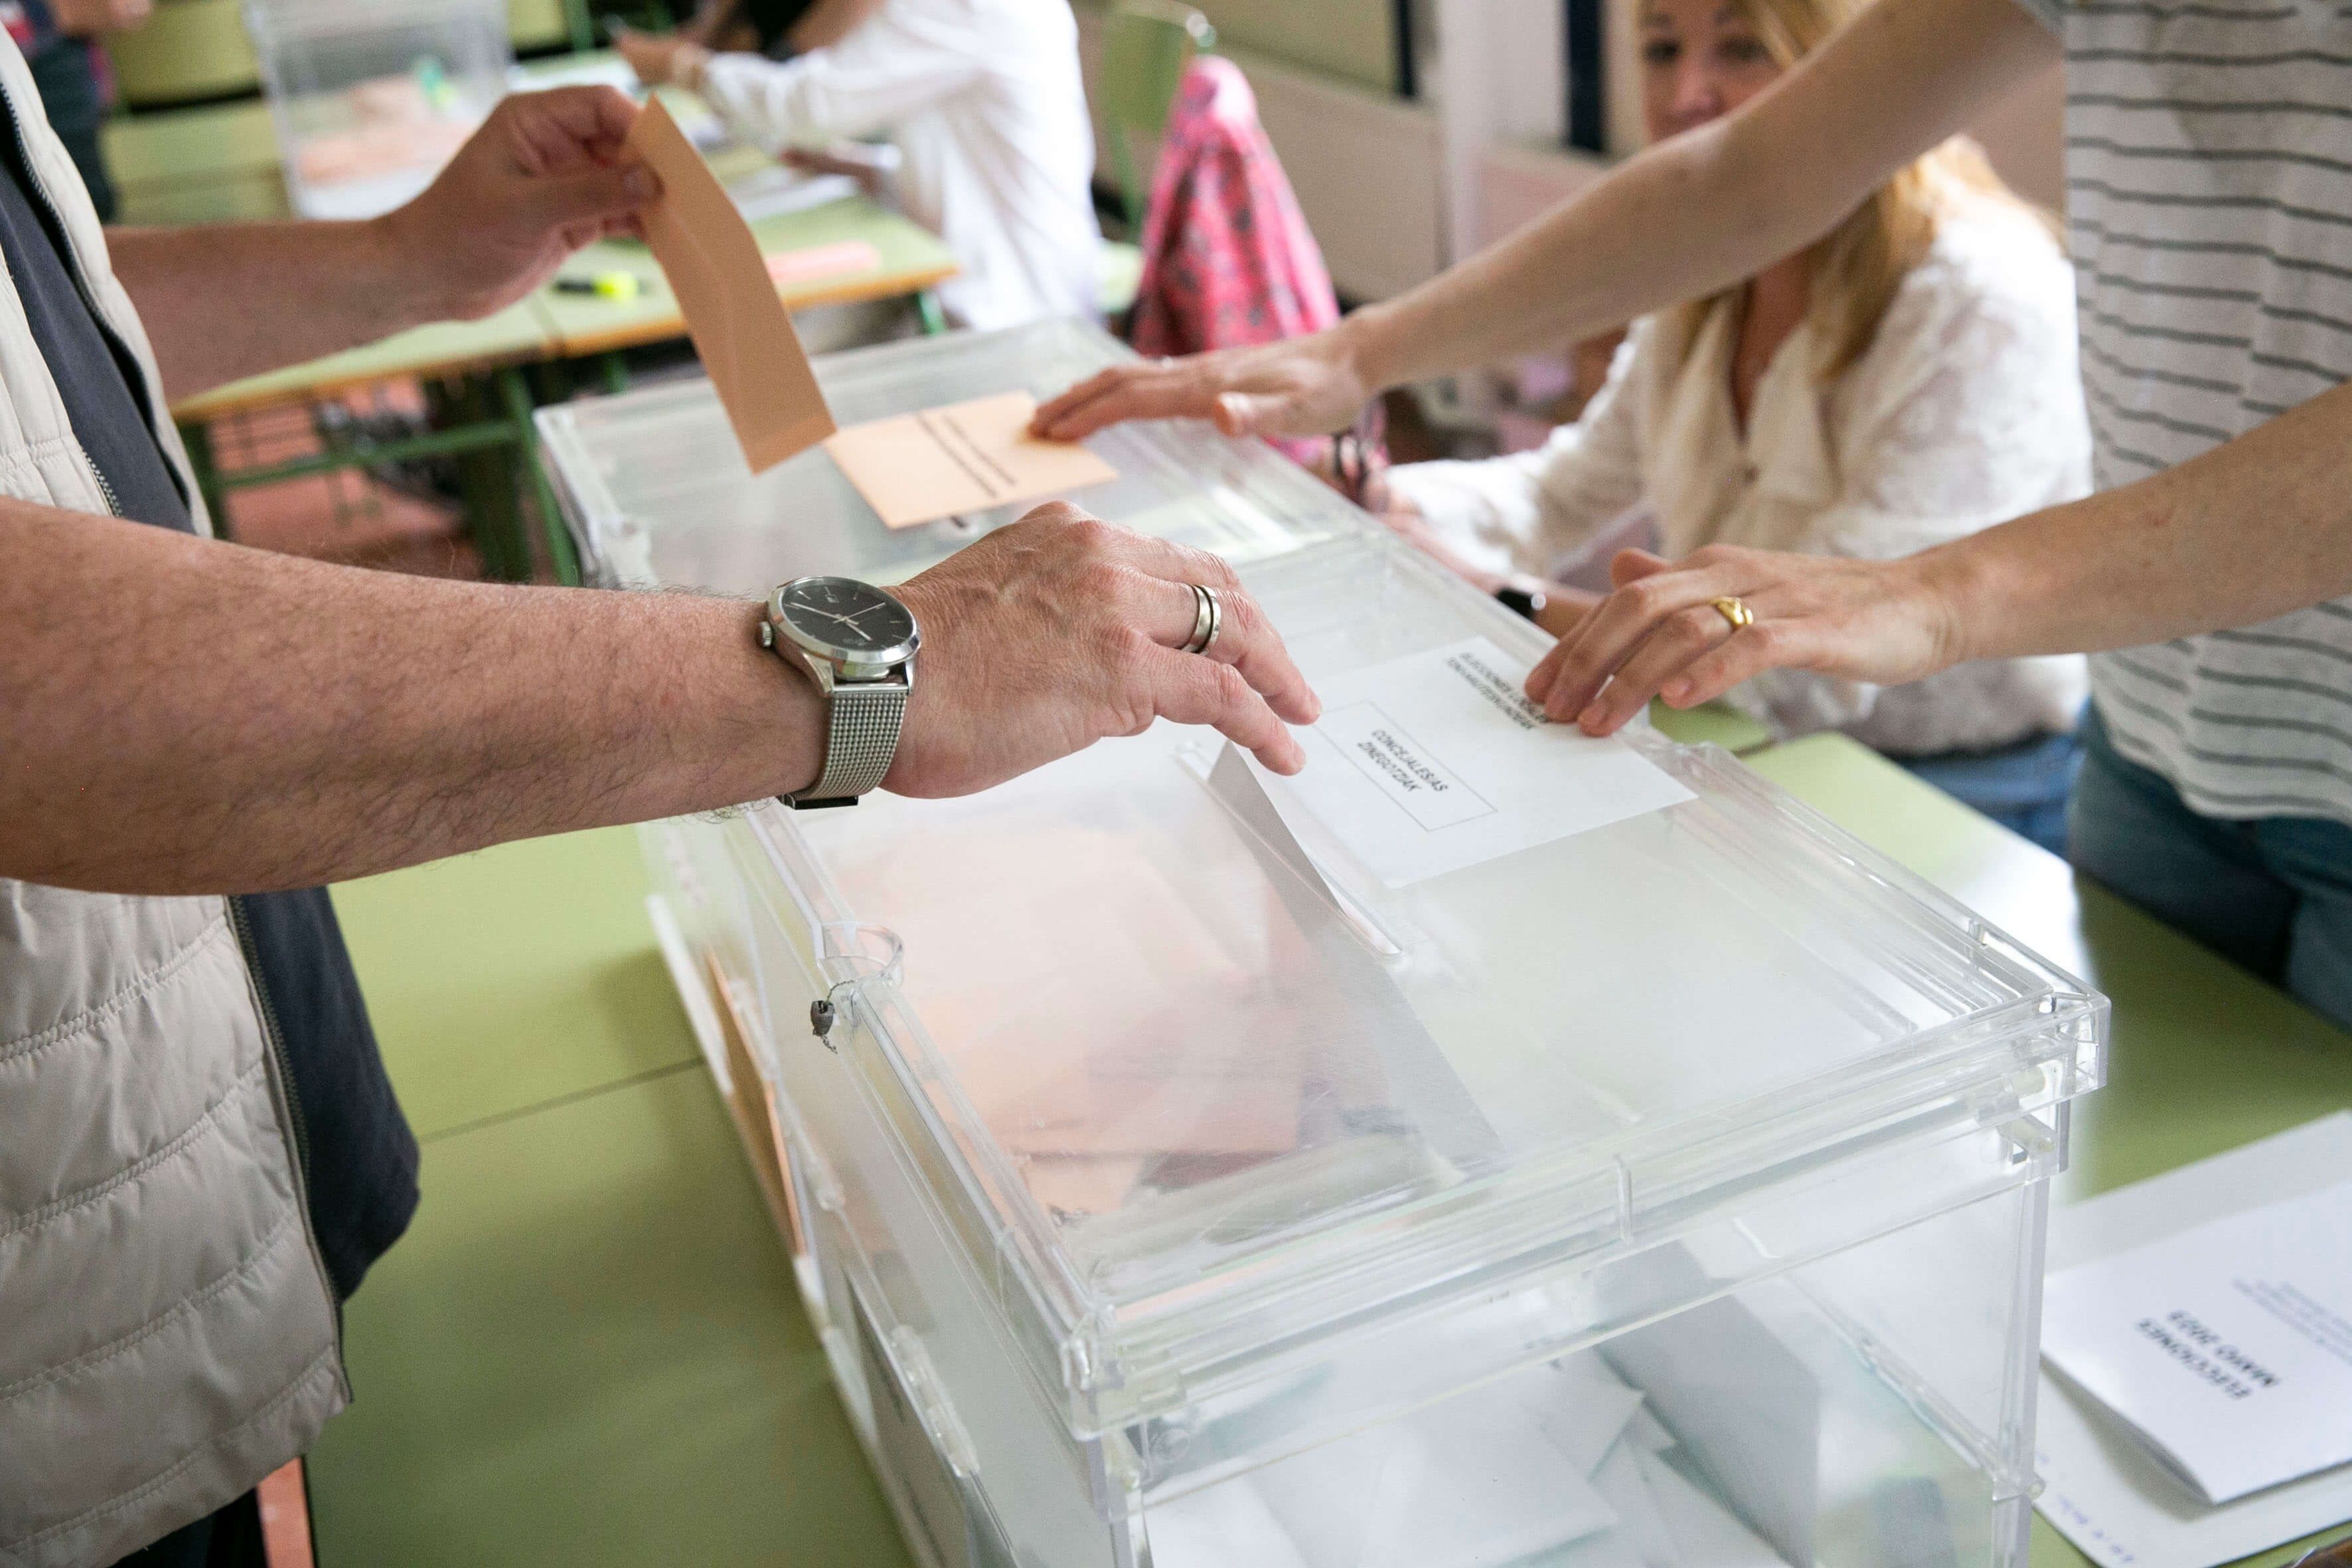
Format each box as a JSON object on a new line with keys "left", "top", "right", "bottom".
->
{"left": 1178, "top": 583, "right": 1223, "bottom": 656}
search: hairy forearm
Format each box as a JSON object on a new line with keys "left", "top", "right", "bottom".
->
{"left": 108, "top": 219, "right": 445, "bottom": 400}
{"left": 2, "top": 505, "right": 818, "bottom": 894}
{"left": 1940, "top": 380, "right": 2352, "bottom": 663}
{"left": 1348, "top": 0, "right": 2049, "bottom": 390}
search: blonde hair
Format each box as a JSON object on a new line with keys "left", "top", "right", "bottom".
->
{"left": 1663, "top": 0, "right": 2053, "bottom": 380}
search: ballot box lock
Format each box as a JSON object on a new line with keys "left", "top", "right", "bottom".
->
{"left": 810, "top": 982, "right": 858, "bottom": 1050}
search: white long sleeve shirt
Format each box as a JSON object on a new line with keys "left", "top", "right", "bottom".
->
{"left": 696, "top": 0, "right": 1100, "bottom": 331}
{"left": 1389, "top": 198, "right": 2093, "bottom": 758}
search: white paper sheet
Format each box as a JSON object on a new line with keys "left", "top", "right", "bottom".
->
{"left": 1255, "top": 637, "right": 1693, "bottom": 888}
{"left": 1146, "top": 1469, "right": 1314, "bottom": 1568}
{"left": 1628, "top": 1405, "right": 1678, "bottom": 1454}
{"left": 2043, "top": 1178, "right": 2352, "bottom": 1505}
{"left": 1521, "top": 1354, "right": 1651, "bottom": 1478}
{"left": 1593, "top": 1439, "right": 1678, "bottom": 1568}
{"left": 1640, "top": 1449, "right": 1790, "bottom": 1568}
{"left": 1603, "top": 1287, "right": 1821, "bottom": 1567}
{"left": 2035, "top": 1112, "right": 2352, "bottom": 1568}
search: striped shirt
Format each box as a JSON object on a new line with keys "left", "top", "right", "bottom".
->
{"left": 2013, "top": 0, "right": 2352, "bottom": 823}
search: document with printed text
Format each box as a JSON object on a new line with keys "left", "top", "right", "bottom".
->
{"left": 2041, "top": 1174, "right": 2352, "bottom": 1507}
{"left": 1255, "top": 637, "right": 1694, "bottom": 888}
{"left": 826, "top": 391, "right": 1119, "bottom": 529}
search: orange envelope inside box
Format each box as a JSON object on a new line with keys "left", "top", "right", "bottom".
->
{"left": 825, "top": 391, "right": 1119, "bottom": 529}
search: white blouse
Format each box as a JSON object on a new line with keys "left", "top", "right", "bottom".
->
{"left": 696, "top": 0, "right": 1100, "bottom": 331}
{"left": 1387, "top": 197, "right": 2092, "bottom": 757}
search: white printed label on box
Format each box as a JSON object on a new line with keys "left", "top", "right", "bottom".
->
{"left": 1257, "top": 637, "right": 1693, "bottom": 888}
{"left": 2041, "top": 1174, "right": 2352, "bottom": 1507}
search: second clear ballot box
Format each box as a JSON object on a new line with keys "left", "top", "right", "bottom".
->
{"left": 244, "top": 0, "right": 510, "bottom": 220}
{"left": 537, "top": 321, "right": 2108, "bottom": 1568}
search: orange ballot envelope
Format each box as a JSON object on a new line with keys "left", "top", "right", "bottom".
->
{"left": 623, "top": 98, "right": 835, "bottom": 472}
{"left": 824, "top": 391, "right": 1119, "bottom": 529}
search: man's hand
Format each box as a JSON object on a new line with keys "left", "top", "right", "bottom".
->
{"left": 1525, "top": 544, "right": 1962, "bottom": 734}
{"left": 1032, "top": 324, "right": 1377, "bottom": 444}
{"left": 380, "top": 87, "right": 660, "bottom": 321}
{"left": 886, "top": 505, "right": 1320, "bottom": 797}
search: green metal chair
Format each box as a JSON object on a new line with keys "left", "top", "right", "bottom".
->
{"left": 1094, "top": 0, "right": 1214, "bottom": 317}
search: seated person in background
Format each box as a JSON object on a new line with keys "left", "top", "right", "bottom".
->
{"left": 669, "top": 0, "right": 880, "bottom": 58}
{"left": 616, "top": 0, "right": 1100, "bottom": 331}
{"left": 1372, "top": 0, "right": 2091, "bottom": 850}
{"left": 5, "top": 0, "right": 149, "bottom": 220}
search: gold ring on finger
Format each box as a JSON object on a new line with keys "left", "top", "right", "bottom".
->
{"left": 1711, "top": 595, "right": 1755, "bottom": 631}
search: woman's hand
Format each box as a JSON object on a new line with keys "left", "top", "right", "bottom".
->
{"left": 1525, "top": 544, "right": 1966, "bottom": 732}
{"left": 1032, "top": 323, "right": 1377, "bottom": 443}
{"left": 613, "top": 25, "right": 708, "bottom": 89}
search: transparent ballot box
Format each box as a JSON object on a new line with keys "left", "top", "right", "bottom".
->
{"left": 540, "top": 321, "right": 2108, "bottom": 1568}
{"left": 244, "top": 0, "right": 511, "bottom": 220}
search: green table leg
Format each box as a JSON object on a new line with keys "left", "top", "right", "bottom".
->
{"left": 599, "top": 351, "right": 630, "bottom": 397}
{"left": 497, "top": 365, "right": 583, "bottom": 587}
{"left": 178, "top": 418, "right": 230, "bottom": 539}
{"left": 430, "top": 376, "right": 528, "bottom": 582}
{"left": 915, "top": 289, "right": 948, "bottom": 336}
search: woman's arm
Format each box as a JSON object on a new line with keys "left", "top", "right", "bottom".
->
{"left": 690, "top": 7, "right": 982, "bottom": 149}
{"left": 1034, "top": 0, "right": 2053, "bottom": 443}
{"left": 1527, "top": 374, "right": 2352, "bottom": 735}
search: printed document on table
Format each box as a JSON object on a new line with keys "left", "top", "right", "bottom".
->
{"left": 2042, "top": 1174, "right": 2352, "bottom": 1506}
{"left": 2035, "top": 1113, "right": 2352, "bottom": 1568}
{"left": 1255, "top": 637, "right": 1693, "bottom": 888}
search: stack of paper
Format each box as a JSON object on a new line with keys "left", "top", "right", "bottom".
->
{"left": 1145, "top": 1351, "right": 1789, "bottom": 1567}
{"left": 2043, "top": 1178, "right": 2352, "bottom": 1506}
{"left": 2035, "top": 1113, "right": 2352, "bottom": 1568}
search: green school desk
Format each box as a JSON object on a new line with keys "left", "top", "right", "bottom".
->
{"left": 111, "top": 61, "right": 955, "bottom": 582}
{"left": 311, "top": 730, "right": 2351, "bottom": 1566}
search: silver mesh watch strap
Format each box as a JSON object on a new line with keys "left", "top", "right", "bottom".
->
{"left": 791, "top": 678, "right": 907, "bottom": 808}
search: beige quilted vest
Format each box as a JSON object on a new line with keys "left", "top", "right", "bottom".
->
{"left": 0, "top": 37, "right": 347, "bottom": 1568}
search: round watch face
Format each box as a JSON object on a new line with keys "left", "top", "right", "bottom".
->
{"left": 772, "top": 576, "right": 919, "bottom": 665}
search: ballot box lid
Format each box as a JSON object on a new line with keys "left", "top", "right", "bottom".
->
{"left": 539, "top": 317, "right": 1360, "bottom": 592}
{"left": 540, "top": 321, "right": 2106, "bottom": 1438}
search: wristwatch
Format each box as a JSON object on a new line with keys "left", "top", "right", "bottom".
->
{"left": 759, "top": 576, "right": 920, "bottom": 809}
